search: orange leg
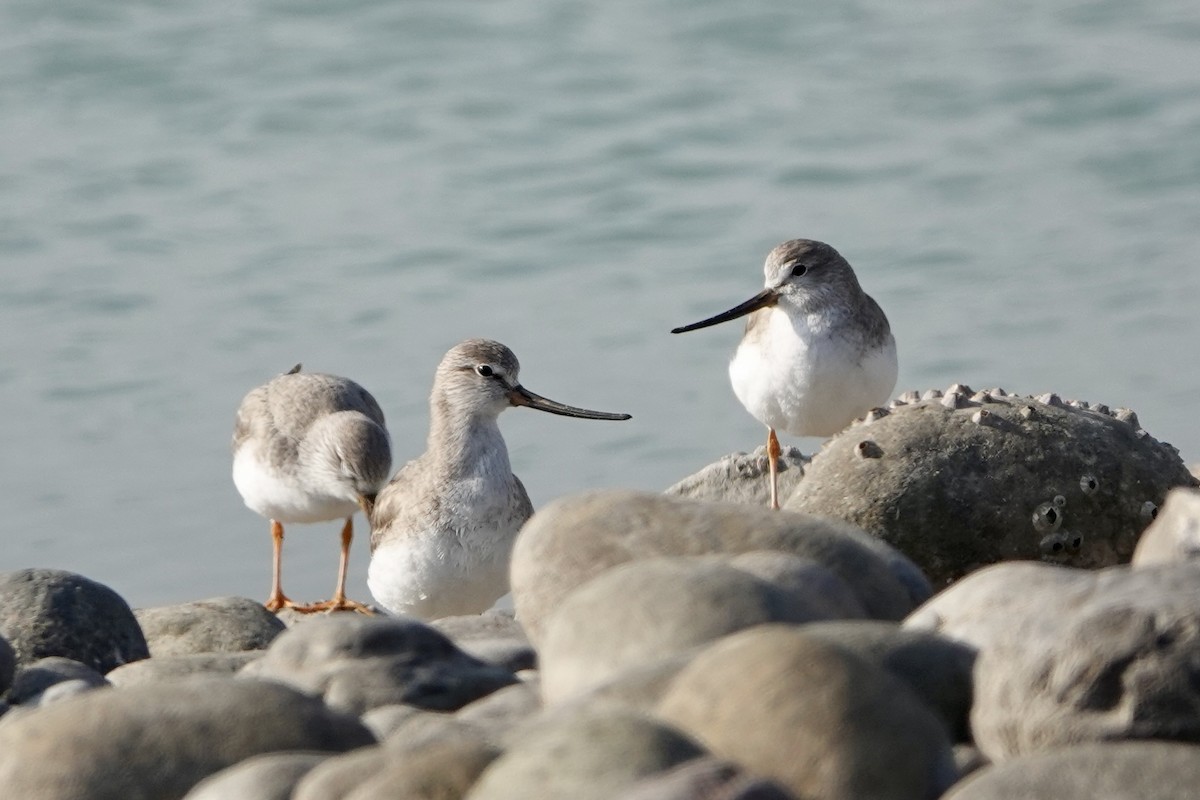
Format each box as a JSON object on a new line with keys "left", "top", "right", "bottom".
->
{"left": 303, "top": 517, "right": 374, "bottom": 615}
{"left": 264, "top": 520, "right": 303, "bottom": 612}
{"left": 767, "top": 428, "right": 782, "bottom": 510}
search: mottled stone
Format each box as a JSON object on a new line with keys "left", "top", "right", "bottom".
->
{"left": 466, "top": 708, "right": 706, "bottom": 800}
{"left": 293, "top": 722, "right": 496, "bottom": 800}
{"left": 135, "top": 596, "right": 285, "bottom": 656}
{"left": 656, "top": 626, "right": 955, "bottom": 800}
{"left": 241, "top": 615, "right": 518, "bottom": 715}
{"left": 511, "top": 490, "right": 930, "bottom": 644}
{"left": 799, "top": 620, "right": 975, "bottom": 742}
{"left": 942, "top": 741, "right": 1200, "bottom": 799}
{"left": 787, "top": 389, "right": 1198, "bottom": 585}
{"left": 614, "top": 758, "right": 796, "bottom": 800}
{"left": 665, "top": 445, "right": 809, "bottom": 506}
{"left": 1132, "top": 487, "right": 1200, "bottom": 566}
{"left": 182, "top": 752, "right": 329, "bottom": 800}
{"left": 725, "top": 550, "right": 870, "bottom": 614}
{"left": 906, "top": 561, "right": 1200, "bottom": 760}
{"left": 0, "top": 676, "right": 375, "bottom": 799}
{"left": 291, "top": 746, "right": 389, "bottom": 800}
{"left": 431, "top": 611, "right": 536, "bottom": 672}
{"left": 381, "top": 710, "right": 486, "bottom": 751}
{"left": 7, "top": 656, "right": 109, "bottom": 705}
{"left": 0, "top": 568, "right": 148, "bottom": 673}
{"left": 342, "top": 737, "right": 498, "bottom": 800}
{"left": 904, "top": 561, "right": 1088, "bottom": 646}
{"left": 455, "top": 680, "right": 542, "bottom": 741}
{"left": 540, "top": 554, "right": 865, "bottom": 704}
{"left": 560, "top": 653, "right": 696, "bottom": 718}
{"left": 107, "top": 652, "right": 261, "bottom": 687}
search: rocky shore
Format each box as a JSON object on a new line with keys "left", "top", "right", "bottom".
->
{"left": 1, "top": 387, "right": 1198, "bottom": 799}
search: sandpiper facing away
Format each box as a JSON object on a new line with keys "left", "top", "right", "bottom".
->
{"left": 672, "top": 239, "right": 897, "bottom": 509}
{"left": 232, "top": 365, "right": 392, "bottom": 613}
{"left": 367, "top": 339, "right": 631, "bottom": 620}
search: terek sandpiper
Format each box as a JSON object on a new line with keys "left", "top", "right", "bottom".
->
{"left": 232, "top": 365, "right": 392, "bottom": 613}
{"left": 672, "top": 239, "right": 897, "bottom": 509}
{"left": 367, "top": 339, "right": 631, "bottom": 620}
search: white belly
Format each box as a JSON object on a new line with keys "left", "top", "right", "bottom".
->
{"left": 367, "top": 525, "right": 516, "bottom": 621}
{"left": 728, "top": 307, "right": 897, "bottom": 437}
{"left": 232, "top": 444, "right": 359, "bottom": 524}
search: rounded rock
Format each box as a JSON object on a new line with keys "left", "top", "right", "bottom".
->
{"left": 557, "top": 652, "right": 696, "bottom": 718}
{"left": 380, "top": 710, "right": 488, "bottom": 752}
{"left": 787, "top": 391, "right": 1197, "bottom": 586}
{"left": 454, "top": 681, "right": 542, "bottom": 740}
{"left": 0, "top": 568, "right": 148, "bottom": 673}
{"left": 655, "top": 626, "right": 955, "bottom": 800}
{"left": 904, "top": 561, "right": 1092, "bottom": 643}
{"left": 240, "top": 615, "right": 518, "bottom": 715}
{"left": 430, "top": 611, "right": 536, "bottom": 673}
{"left": 106, "top": 652, "right": 261, "bottom": 687}
{"left": 292, "top": 746, "right": 389, "bottom": 800}
{"left": 290, "top": 718, "right": 497, "bottom": 800}
{"left": 798, "top": 620, "right": 975, "bottom": 742}
{"left": 906, "top": 560, "right": 1200, "bottom": 760}
{"left": 466, "top": 708, "right": 706, "bottom": 800}
{"left": 7, "top": 656, "right": 109, "bottom": 705}
{"left": 135, "top": 596, "right": 286, "bottom": 657}
{"left": 943, "top": 741, "right": 1200, "bottom": 799}
{"left": 32, "top": 677, "right": 105, "bottom": 707}
{"left": 613, "top": 757, "right": 795, "bottom": 800}
{"left": 511, "top": 490, "right": 930, "bottom": 645}
{"left": 539, "top": 554, "right": 865, "bottom": 704}
{"left": 0, "top": 675, "right": 375, "bottom": 799}
{"left": 342, "top": 737, "right": 498, "bottom": 800}
{"left": 182, "top": 752, "right": 330, "bottom": 800}
{"left": 360, "top": 704, "right": 426, "bottom": 740}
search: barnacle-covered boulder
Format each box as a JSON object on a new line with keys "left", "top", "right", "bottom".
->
{"left": 786, "top": 385, "right": 1198, "bottom": 586}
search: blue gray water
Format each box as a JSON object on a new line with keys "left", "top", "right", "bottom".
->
{"left": 3, "top": 0, "right": 1198, "bottom": 608}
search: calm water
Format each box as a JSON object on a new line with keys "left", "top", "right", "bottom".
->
{"left": 2, "top": 0, "right": 1198, "bottom": 608}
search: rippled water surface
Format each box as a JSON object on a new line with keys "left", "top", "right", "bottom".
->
{"left": 2, "top": 0, "right": 1198, "bottom": 606}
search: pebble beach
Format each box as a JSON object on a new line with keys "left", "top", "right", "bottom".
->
{"left": 4, "top": 2, "right": 1199, "bottom": 798}
{"left": 1, "top": 386, "right": 1198, "bottom": 799}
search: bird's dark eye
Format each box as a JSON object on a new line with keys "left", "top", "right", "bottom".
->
{"left": 790, "top": 263, "right": 808, "bottom": 277}
{"left": 475, "top": 364, "right": 495, "bottom": 378}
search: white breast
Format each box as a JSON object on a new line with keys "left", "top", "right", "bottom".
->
{"left": 728, "top": 307, "right": 897, "bottom": 437}
{"left": 367, "top": 424, "right": 528, "bottom": 621}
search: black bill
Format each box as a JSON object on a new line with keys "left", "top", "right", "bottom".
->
{"left": 671, "top": 287, "right": 779, "bottom": 334}
{"left": 509, "top": 385, "right": 632, "bottom": 420}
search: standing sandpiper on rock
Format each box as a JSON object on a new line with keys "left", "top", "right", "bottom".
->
{"left": 232, "top": 365, "right": 392, "bottom": 613}
{"left": 367, "top": 339, "right": 631, "bottom": 621}
{"left": 672, "top": 239, "right": 897, "bottom": 509}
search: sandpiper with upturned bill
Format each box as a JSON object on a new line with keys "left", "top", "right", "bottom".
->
{"left": 367, "top": 338, "right": 631, "bottom": 621}
{"left": 672, "top": 239, "right": 897, "bottom": 509}
{"left": 232, "top": 365, "right": 392, "bottom": 613}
